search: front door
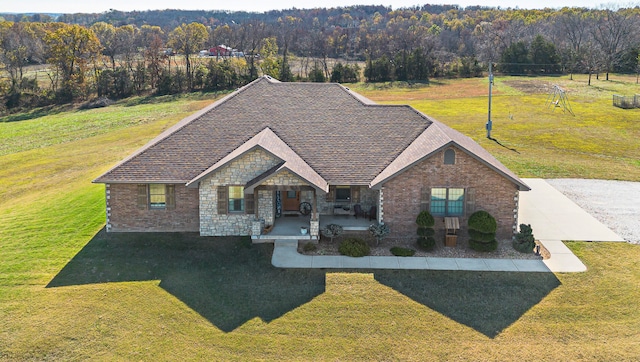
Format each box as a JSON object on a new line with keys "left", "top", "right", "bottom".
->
{"left": 283, "top": 191, "right": 299, "bottom": 211}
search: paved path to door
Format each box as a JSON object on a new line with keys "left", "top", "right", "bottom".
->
{"left": 271, "top": 178, "right": 625, "bottom": 273}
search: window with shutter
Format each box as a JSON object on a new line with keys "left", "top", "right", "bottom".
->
{"left": 420, "top": 188, "right": 430, "bottom": 212}
{"left": 245, "top": 193, "right": 255, "bottom": 214}
{"left": 166, "top": 185, "right": 176, "bottom": 209}
{"left": 137, "top": 184, "right": 148, "bottom": 210}
{"left": 217, "top": 186, "right": 228, "bottom": 214}
{"left": 465, "top": 188, "right": 476, "bottom": 215}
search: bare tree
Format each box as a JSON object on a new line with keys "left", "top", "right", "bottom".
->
{"left": 591, "top": 7, "right": 638, "bottom": 80}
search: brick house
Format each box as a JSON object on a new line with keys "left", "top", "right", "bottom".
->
{"left": 94, "top": 76, "right": 530, "bottom": 242}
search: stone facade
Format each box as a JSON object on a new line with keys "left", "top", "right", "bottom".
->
{"left": 199, "top": 148, "right": 281, "bottom": 236}
{"left": 107, "top": 183, "right": 200, "bottom": 232}
{"left": 257, "top": 189, "right": 275, "bottom": 226}
{"left": 262, "top": 169, "right": 310, "bottom": 187}
{"left": 381, "top": 146, "right": 519, "bottom": 241}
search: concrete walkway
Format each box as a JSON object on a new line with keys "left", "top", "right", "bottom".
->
{"left": 272, "top": 239, "right": 550, "bottom": 272}
{"left": 271, "top": 178, "right": 625, "bottom": 273}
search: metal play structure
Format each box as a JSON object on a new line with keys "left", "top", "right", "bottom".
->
{"left": 545, "top": 85, "right": 574, "bottom": 115}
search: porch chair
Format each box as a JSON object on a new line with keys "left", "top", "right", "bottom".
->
{"left": 353, "top": 204, "right": 364, "bottom": 219}
{"left": 367, "top": 206, "right": 377, "bottom": 221}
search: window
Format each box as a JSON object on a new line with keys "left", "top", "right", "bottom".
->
{"left": 139, "top": 184, "right": 175, "bottom": 210}
{"left": 444, "top": 149, "right": 456, "bottom": 164}
{"left": 335, "top": 186, "right": 351, "bottom": 201}
{"left": 149, "top": 184, "right": 167, "bottom": 208}
{"left": 228, "top": 186, "right": 244, "bottom": 212}
{"left": 430, "top": 188, "right": 464, "bottom": 216}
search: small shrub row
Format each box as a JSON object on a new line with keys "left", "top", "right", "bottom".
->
{"left": 390, "top": 246, "right": 416, "bottom": 256}
{"left": 338, "top": 237, "right": 370, "bottom": 257}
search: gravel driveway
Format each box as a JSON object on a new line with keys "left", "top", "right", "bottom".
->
{"left": 546, "top": 179, "right": 640, "bottom": 244}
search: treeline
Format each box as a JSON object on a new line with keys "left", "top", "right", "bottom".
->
{"left": 2, "top": 5, "right": 640, "bottom": 112}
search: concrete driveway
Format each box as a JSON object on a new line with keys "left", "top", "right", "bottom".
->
{"left": 518, "top": 178, "right": 625, "bottom": 272}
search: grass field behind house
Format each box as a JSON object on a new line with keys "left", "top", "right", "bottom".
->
{"left": 1, "top": 76, "right": 639, "bottom": 360}
{"left": 353, "top": 74, "right": 640, "bottom": 181}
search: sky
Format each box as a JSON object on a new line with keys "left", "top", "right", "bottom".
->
{"left": 1, "top": 0, "right": 620, "bottom": 14}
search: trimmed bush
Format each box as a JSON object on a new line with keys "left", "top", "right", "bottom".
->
{"left": 468, "top": 229, "right": 496, "bottom": 243}
{"left": 416, "top": 211, "right": 435, "bottom": 228}
{"left": 416, "top": 210, "right": 436, "bottom": 251}
{"left": 513, "top": 224, "right": 536, "bottom": 253}
{"left": 468, "top": 210, "right": 497, "bottom": 234}
{"left": 338, "top": 238, "right": 370, "bottom": 257}
{"left": 469, "top": 238, "right": 498, "bottom": 252}
{"left": 417, "top": 236, "right": 436, "bottom": 251}
{"left": 468, "top": 210, "right": 498, "bottom": 252}
{"left": 390, "top": 246, "right": 416, "bottom": 256}
{"left": 417, "top": 227, "right": 435, "bottom": 237}
{"left": 303, "top": 242, "right": 317, "bottom": 252}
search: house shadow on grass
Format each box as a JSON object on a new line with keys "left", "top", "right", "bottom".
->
{"left": 47, "top": 228, "right": 326, "bottom": 332}
{"left": 374, "top": 269, "right": 560, "bottom": 338}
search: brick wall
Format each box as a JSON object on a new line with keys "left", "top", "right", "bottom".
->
{"left": 381, "top": 146, "right": 520, "bottom": 241}
{"left": 107, "top": 183, "right": 200, "bottom": 232}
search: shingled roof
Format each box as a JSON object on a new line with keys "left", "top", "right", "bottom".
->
{"left": 94, "top": 76, "right": 529, "bottom": 191}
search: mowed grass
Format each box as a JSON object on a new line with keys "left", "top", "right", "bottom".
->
{"left": 1, "top": 78, "right": 639, "bottom": 360}
{"left": 353, "top": 74, "right": 640, "bottom": 181}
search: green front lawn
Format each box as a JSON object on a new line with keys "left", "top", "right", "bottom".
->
{"left": 1, "top": 78, "right": 639, "bottom": 360}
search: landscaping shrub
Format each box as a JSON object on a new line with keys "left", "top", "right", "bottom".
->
{"left": 468, "top": 229, "right": 496, "bottom": 243}
{"left": 390, "top": 246, "right": 416, "bottom": 257}
{"left": 321, "top": 224, "right": 343, "bottom": 243}
{"left": 416, "top": 210, "right": 436, "bottom": 251}
{"left": 417, "top": 227, "right": 435, "bottom": 237}
{"left": 468, "top": 210, "right": 498, "bottom": 252}
{"left": 467, "top": 210, "right": 497, "bottom": 234}
{"left": 369, "top": 223, "right": 390, "bottom": 245}
{"left": 338, "top": 237, "right": 370, "bottom": 257}
{"left": 303, "top": 242, "right": 317, "bottom": 252}
{"left": 416, "top": 210, "right": 435, "bottom": 228}
{"left": 513, "top": 224, "right": 536, "bottom": 253}
{"left": 417, "top": 236, "right": 436, "bottom": 250}
{"left": 469, "top": 238, "right": 498, "bottom": 252}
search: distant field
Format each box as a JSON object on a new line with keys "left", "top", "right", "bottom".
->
{"left": 1, "top": 76, "right": 639, "bottom": 360}
{"left": 352, "top": 74, "right": 640, "bottom": 181}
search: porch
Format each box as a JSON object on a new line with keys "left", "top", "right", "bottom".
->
{"left": 252, "top": 214, "right": 376, "bottom": 241}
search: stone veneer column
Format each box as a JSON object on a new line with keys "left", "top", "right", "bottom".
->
{"left": 310, "top": 219, "right": 319, "bottom": 241}
{"left": 251, "top": 219, "right": 262, "bottom": 237}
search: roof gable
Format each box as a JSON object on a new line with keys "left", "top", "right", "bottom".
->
{"left": 186, "top": 127, "right": 328, "bottom": 192}
{"left": 370, "top": 116, "right": 530, "bottom": 191}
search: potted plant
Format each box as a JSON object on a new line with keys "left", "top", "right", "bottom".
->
{"left": 300, "top": 226, "right": 309, "bottom": 235}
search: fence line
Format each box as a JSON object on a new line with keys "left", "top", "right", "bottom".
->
{"left": 612, "top": 94, "right": 640, "bottom": 109}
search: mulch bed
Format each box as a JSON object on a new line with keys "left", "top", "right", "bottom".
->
{"left": 298, "top": 233, "right": 544, "bottom": 260}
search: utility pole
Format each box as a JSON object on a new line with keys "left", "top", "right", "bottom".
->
{"left": 486, "top": 63, "right": 493, "bottom": 139}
